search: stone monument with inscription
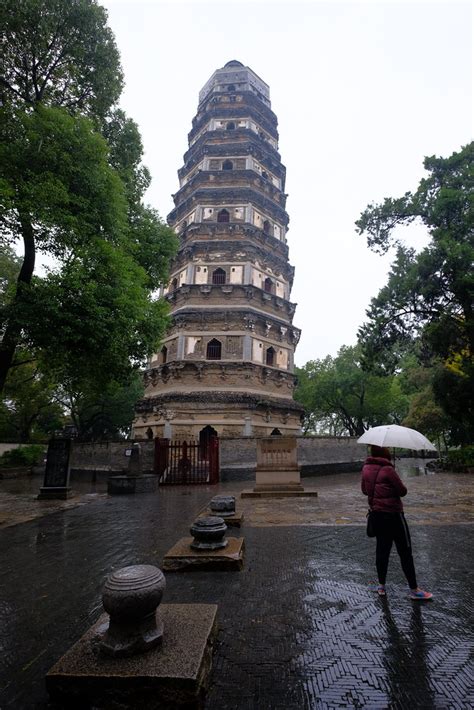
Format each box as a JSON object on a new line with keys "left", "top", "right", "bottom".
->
{"left": 38, "top": 437, "right": 73, "bottom": 500}
{"left": 241, "top": 436, "right": 318, "bottom": 498}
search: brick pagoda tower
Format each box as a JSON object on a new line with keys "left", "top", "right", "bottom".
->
{"left": 133, "top": 61, "right": 303, "bottom": 441}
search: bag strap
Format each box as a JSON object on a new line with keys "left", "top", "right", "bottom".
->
{"left": 369, "top": 467, "right": 382, "bottom": 509}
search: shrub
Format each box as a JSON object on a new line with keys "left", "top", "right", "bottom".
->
{"left": 0, "top": 445, "right": 46, "bottom": 468}
{"left": 440, "top": 445, "right": 474, "bottom": 473}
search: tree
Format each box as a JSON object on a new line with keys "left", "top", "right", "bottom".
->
{"left": 1, "top": 0, "right": 123, "bottom": 118}
{"left": 0, "top": 352, "right": 65, "bottom": 441}
{"left": 356, "top": 143, "right": 474, "bottom": 443}
{"left": 396, "top": 353, "right": 450, "bottom": 448}
{"left": 57, "top": 373, "right": 144, "bottom": 440}
{"left": 295, "top": 345, "right": 409, "bottom": 436}
{"left": 0, "top": 0, "right": 177, "bottom": 394}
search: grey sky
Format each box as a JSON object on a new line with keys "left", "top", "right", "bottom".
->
{"left": 103, "top": 0, "right": 473, "bottom": 366}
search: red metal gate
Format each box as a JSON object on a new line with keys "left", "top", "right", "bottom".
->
{"left": 154, "top": 437, "right": 219, "bottom": 485}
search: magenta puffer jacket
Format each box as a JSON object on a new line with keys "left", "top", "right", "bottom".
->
{"left": 361, "top": 456, "right": 407, "bottom": 513}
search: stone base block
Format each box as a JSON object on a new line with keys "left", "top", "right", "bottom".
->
{"left": 241, "top": 487, "right": 318, "bottom": 498}
{"left": 37, "top": 486, "right": 72, "bottom": 500}
{"left": 201, "top": 511, "right": 244, "bottom": 527}
{"left": 162, "top": 537, "right": 244, "bottom": 572}
{"left": 107, "top": 475, "right": 159, "bottom": 495}
{"left": 46, "top": 604, "right": 217, "bottom": 709}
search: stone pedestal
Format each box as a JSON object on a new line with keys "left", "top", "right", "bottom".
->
{"left": 107, "top": 475, "right": 159, "bottom": 495}
{"left": 162, "top": 537, "right": 245, "bottom": 571}
{"left": 241, "top": 436, "right": 318, "bottom": 498}
{"left": 46, "top": 604, "right": 217, "bottom": 709}
{"left": 37, "top": 485, "right": 73, "bottom": 500}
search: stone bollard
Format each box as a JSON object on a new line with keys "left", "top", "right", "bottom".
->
{"left": 190, "top": 516, "right": 228, "bottom": 550}
{"left": 209, "top": 495, "right": 236, "bottom": 518}
{"left": 100, "top": 565, "right": 166, "bottom": 657}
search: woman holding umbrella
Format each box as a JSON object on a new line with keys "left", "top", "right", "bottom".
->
{"left": 361, "top": 435, "right": 433, "bottom": 600}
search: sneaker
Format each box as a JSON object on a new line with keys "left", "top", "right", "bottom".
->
{"left": 377, "top": 585, "right": 386, "bottom": 596}
{"left": 409, "top": 588, "right": 433, "bottom": 600}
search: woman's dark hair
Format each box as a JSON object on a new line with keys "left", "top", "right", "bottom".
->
{"left": 370, "top": 445, "right": 391, "bottom": 460}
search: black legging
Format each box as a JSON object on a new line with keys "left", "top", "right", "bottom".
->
{"left": 372, "top": 511, "right": 418, "bottom": 589}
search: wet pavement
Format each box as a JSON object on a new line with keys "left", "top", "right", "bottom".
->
{"left": 0, "top": 468, "right": 473, "bottom": 709}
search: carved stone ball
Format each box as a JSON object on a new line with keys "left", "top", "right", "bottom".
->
{"left": 190, "top": 516, "right": 228, "bottom": 550}
{"left": 100, "top": 565, "right": 166, "bottom": 657}
{"left": 102, "top": 565, "right": 166, "bottom": 622}
{"left": 210, "top": 495, "right": 236, "bottom": 517}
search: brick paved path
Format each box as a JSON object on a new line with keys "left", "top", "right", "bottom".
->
{"left": 0, "top": 476, "right": 473, "bottom": 709}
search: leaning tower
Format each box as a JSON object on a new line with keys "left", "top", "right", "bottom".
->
{"left": 133, "top": 61, "right": 303, "bottom": 441}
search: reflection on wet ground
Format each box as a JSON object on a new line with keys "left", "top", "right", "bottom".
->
{"left": 0, "top": 464, "right": 472, "bottom": 709}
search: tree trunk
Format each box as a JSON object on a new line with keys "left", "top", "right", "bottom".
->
{"left": 0, "top": 215, "right": 35, "bottom": 393}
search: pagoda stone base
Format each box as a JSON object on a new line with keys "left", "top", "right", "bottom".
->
{"left": 133, "top": 386, "right": 304, "bottom": 440}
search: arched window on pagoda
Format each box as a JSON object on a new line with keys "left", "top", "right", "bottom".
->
{"left": 171, "top": 277, "right": 178, "bottom": 290}
{"left": 217, "top": 209, "right": 230, "bottom": 223}
{"left": 206, "top": 339, "right": 222, "bottom": 360}
{"left": 146, "top": 427, "right": 154, "bottom": 440}
{"left": 266, "top": 347, "right": 275, "bottom": 366}
{"left": 264, "top": 277, "right": 274, "bottom": 293}
{"left": 227, "top": 85, "right": 236, "bottom": 92}
{"left": 226, "top": 122, "right": 236, "bottom": 130}
{"left": 212, "top": 268, "right": 226, "bottom": 285}
{"left": 160, "top": 346, "right": 167, "bottom": 364}
{"left": 222, "top": 160, "right": 233, "bottom": 171}
{"left": 263, "top": 220, "right": 271, "bottom": 234}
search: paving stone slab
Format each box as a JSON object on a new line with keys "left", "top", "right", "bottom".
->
{"left": 46, "top": 603, "right": 218, "bottom": 709}
{"left": 162, "top": 537, "right": 245, "bottom": 571}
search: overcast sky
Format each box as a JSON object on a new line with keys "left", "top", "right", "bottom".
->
{"left": 103, "top": 0, "right": 472, "bottom": 366}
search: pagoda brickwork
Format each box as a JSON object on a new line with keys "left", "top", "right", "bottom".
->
{"left": 133, "top": 61, "right": 304, "bottom": 440}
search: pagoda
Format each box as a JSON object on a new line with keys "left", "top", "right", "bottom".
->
{"left": 133, "top": 61, "right": 303, "bottom": 441}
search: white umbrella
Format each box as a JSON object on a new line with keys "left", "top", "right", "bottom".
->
{"left": 357, "top": 424, "right": 437, "bottom": 451}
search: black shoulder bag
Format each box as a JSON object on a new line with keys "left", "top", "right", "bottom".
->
{"left": 366, "top": 468, "right": 381, "bottom": 538}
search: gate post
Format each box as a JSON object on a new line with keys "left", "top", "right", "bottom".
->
{"left": 154, "top": 438, "right": 169, "bottom": 478}
{"left": 208, "top": 436, "right": 220, "bottom": 484}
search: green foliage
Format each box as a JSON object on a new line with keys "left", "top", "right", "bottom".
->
{"left": 396, "top": 354, "right": 451, "bottom": 444}
{"left": 432, "top": 362, "right": 474, "bottom": 445}
{"left": 440, "top": 446, "right": 474, "bottom": 472}
{"left": 19, "top": 240, "right": 172, "bottom": 391}
{"left": 0, "top": 246, "right": 21, "bottom": 308}
{"left": 59, "top": 372, "right": 144, "bottom": 440}
{"left": 295, "top": 345, "right": 409, "bottom": 436}
{"left": 0, "top": 352, "right": 65, "bottom": 441}
{"left": 0, "top": 444, "right": 45, "bottom": 468}
{"left": 0, "top": 1, "right": 178, "bottom": 397}
{"left": 1, "top": 0, "right": 123, "bottom": 118}
{"left": 356, "top": 143, "right": 474, "bottom": 444}
{"left": 0, "top": 104, "right": 127, "bottom": 254}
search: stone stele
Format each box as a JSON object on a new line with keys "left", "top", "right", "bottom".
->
{"left": 242, "top": 436, "right": 318, "bottom": 498}
{"left": 46, "top": 603, "right": 217, "bottom": 709}
{"left": 162, "top": 537, "right": 245, "bottom": 571}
